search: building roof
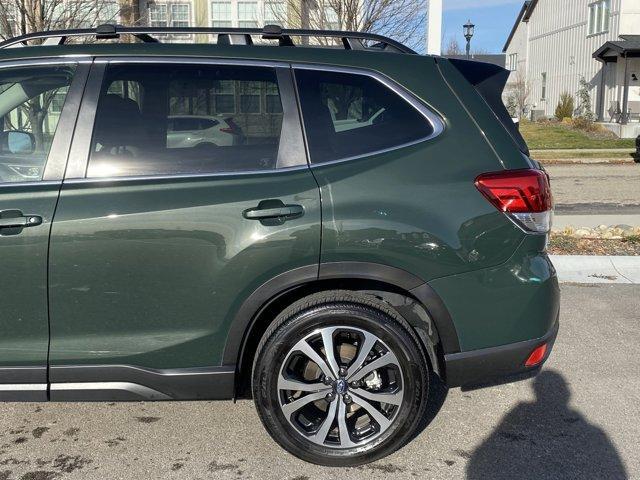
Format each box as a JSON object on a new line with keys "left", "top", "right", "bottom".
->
{"left": 593, "top": 35, "right": 640, "bottom": 61}
{"left": 502, "top": 0, "right": 539, "bottom": 52}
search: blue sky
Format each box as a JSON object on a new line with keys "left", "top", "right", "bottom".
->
{"left": 441, "top": 0, "right": 524, "bottom": 53}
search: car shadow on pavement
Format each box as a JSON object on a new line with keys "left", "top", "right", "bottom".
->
{"left": 466, "top": 370, "right": 628, "bottom": 480}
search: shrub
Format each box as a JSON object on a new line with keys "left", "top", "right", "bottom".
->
{"left": 555, "top": 92, "right": 575, "bottom": 121}
{"left": 569, "top": 116, "right": 603, "bottom": 133}
{"left": 576, "top": 78, "right": 594, "bottom": 121}
{"left": 505, "top": 94, "right": 518, "bottom": 118}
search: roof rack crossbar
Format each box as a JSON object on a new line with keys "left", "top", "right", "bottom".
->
{"left": 0, "top": 24, "right": 416, "bottom": 54}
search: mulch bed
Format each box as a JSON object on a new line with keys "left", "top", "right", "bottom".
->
{"left": 549, "top": 234, "right": 640, "bottom": 256}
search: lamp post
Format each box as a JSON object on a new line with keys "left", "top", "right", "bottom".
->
{"left": 464, "top": 19, "right": 475, "bottom": 60}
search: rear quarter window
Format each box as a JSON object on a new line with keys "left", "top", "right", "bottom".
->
{"left": 295, "top": 69, "right": 435, "bottom": 164}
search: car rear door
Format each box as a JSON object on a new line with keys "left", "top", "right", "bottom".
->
{"left": 47, "top": 58, "right": 320, "bottom": 400}
{"left": 0, "top": 60, "right": 88, "bottom": 400}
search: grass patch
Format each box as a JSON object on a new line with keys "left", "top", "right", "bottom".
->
{"left": 531, "top": 150, "right": 635, "bottom": 160}
{"left": 520, "top": 120, "right": 636, "bottom": 150}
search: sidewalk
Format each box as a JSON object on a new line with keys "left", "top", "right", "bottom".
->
{"left": 550, "top": 255, "right": 640, "bottom": 284}
{"left": 531, "top": 148, "right": 634, "bottom": 154}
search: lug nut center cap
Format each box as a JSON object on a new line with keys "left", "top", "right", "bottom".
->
{"left": 335, "top": 379, "right": 348, "bottom": 395}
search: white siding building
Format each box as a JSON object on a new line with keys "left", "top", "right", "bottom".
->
{"left": 504, "top": 0, "right": 640, "bottom": 137}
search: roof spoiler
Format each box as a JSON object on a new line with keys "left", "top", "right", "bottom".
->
{"left": 448, "top": 58, "right": 529, "bottom": 155}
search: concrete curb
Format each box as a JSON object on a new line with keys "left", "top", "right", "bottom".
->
{"left": 550, "top": 255, "right": 640, "bottom": 284}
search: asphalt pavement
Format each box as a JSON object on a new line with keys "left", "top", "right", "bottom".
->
{"left": 1, "top": 284, "right": 638, "bottom": 480}
{"left": 545, "top": 163, "right": 640, "bottom": 216}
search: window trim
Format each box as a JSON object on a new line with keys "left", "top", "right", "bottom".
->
{"left": 0, "top": 58, "right": 91, "bottom": 185}
{"left": 64, "top": 56, "right": 305, "bottom": 181}
{"left": 292, "top": 63, "right": 445, "bottom": 167}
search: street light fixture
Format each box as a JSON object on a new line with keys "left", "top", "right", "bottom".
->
{"left": 464, "top": 19, "right": 475, "bottom": 60}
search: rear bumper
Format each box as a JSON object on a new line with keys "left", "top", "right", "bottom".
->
{"left": 444, "top": 319, "right": 559, "bottom": 389}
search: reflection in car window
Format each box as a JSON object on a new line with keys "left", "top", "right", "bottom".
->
{"left": 295, "top": 69, "right": 434, "bottom": 164}
{"left": 88, "top": 64, "right": 284, "bottom": 178}
{"left": 0, "top": 65, "right": 75, "bottom": 183}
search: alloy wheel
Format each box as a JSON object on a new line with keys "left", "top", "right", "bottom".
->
{"left": 277, "top": 326, "right": 405, "bottom": 449}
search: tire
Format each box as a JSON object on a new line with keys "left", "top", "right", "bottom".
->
{"left": 252, "top": 290, "right": 429, "bottom": 466}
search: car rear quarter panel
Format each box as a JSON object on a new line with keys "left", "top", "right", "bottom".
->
{"left": 312, "top": 55, "right": 526, "bottom": 283}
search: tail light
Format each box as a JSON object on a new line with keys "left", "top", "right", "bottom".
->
{"left": 475, "top": 169, "right": 553, "bottom": 233}
{"left": 223, "top": 118, "right": 242, "bottom": 135}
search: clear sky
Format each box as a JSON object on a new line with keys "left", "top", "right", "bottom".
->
{"left": 441, "top": 0, "right": 525, "bottom": 54}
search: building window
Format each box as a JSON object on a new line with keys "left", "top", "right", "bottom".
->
{"left": 541, "top": 72, "right": 547, "bottom": 101}
{"left": 324, "top": 6, "right": 340, "bottom": 30}
{"left": 266, "top": 82, "right": 282, "bottom": 113}
{"left": 240, "top": 81, "right": 261, "bottom": 113}
{"left": 238, "top": 1, "right": 258, "bottom": 28}
{"left": 508, "top": 53, "right": 518, "bottom": 72}
{"left": 96, "top": 1, "right": 120, "bottom": 25}
{"left": 170, "top": 4, "right": 190, "bottom": 27}
{"left": 264, "top": 1, "right": 286, "bottom": 25}
{"left": 50, "top": 91, "right": 69, "bottom": 114}
{"left": 149, "top": 3, "right": 191, "bottom": 28}
{"left": 211, "top": 1, "right": 232, "bottom": 27}
{"left": 214, "top": 80, "right": 236, "bottom": 114}
{"left": 149, "top": 4, "right": 168, "bottom": 27}
{"left": 588, "top": 0, "right": 611, "bottom": 35}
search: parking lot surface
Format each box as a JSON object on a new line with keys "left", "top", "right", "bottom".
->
{"left": 546, "top": 163, "right": 640, "bottom": 213}
{"left": 1, "top": 284, "right": 638, "bottom": 480}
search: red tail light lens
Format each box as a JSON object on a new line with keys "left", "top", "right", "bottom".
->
{"left": 525, "top": 343, "right": 548, "bottom": 367}
{"left": 475, "top": 169, "right": 552, "bottom": 213}
{"left": 475, "top": 169, "right": 553, "bottom": 233}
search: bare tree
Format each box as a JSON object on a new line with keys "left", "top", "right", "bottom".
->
{"left": 268, "top": 0, "right": 427, "bottom": 51}
{"left": 444, "top": 36, "right": 462, "bottom": 55}
{"left": 0, "top": 0, "right": 126, "bottom": 152}
{"left": 506, "top": 71, "right": 531, "bottom": 119}
{"left": 0, "top": 0, "right": 125, "bottom": 41}
{"left": 443, "top": 35, "right": 490, "bottom": 56}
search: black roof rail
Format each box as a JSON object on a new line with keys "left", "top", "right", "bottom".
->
{"left": 0, "top": 24, "right": 416, "bottom": 54}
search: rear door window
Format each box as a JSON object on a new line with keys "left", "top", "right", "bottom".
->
{"left": 295, "top": 69, "right": 435, "bottom": 164}
{"left": 87, "top": 63, "right": 284, "bottom": 178}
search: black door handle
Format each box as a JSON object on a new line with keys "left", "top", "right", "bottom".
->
{"left": 244, "top": 205, "right": 304, "bottom": 220}
{"left": 243, "top": 200, "right": 304, "bottom": 225}
{"left": 0, "top": 210, "right": 42, "bottom": 229}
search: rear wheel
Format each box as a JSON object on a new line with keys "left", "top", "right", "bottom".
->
{"left": 252, "top": 291, "right": 429, "bottom": 466}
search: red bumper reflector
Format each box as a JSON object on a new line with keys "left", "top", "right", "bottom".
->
{"left": 525, "top": 343, "right": 548, "bottom": 367}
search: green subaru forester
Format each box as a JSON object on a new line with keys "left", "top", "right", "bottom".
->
{"left": 0, "top": 25, "right": 559, "bottom": 466}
